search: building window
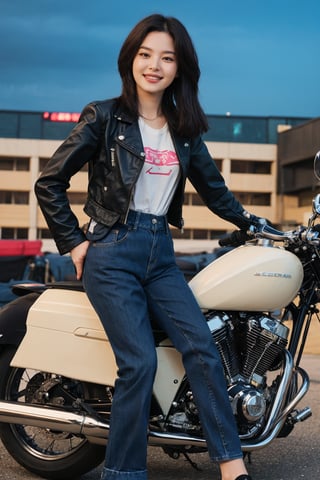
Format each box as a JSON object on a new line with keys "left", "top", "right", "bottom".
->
{"left": 191, "top": 193, "right": 205, "bottom": 206}
{"left": 42, "top": 121, "right": 75, "bottom": 140}
{"left": 0, "top": 112, "right": 19, "bottom": 138}
{"left": 0, "top": 191, "right": 29, "bottom": 204}
{"left": 37, "top": 228, "right": 52, "bottom": 239}
{"left": 193, "top": 229, "right": 209, "bottom": 239}
{"left": 67, "top": 192, "right": 87, "bottom": 204}
{"left": 204, "top": 116, "right": 269, "bottom": 143}
{"left": 170, "top": 228, "right": 192, "bottom": 239}
{"left": 184, "top": 193, "right": 205, "bottom": 206}
{"left": 184, "top": 193, "right": 191, "bottom": 205}
{"left": 17, "top": 228, "right": 28, "bottom": 239}
{"left": 231, "top": 160, "right": 271, "bottom": 174}
{"left": 234, "top": 192, "right": 271, "bottom": 206}
{"left": 298, "top": 190, "right": 314, "bottom": 207}
{"left": 39, "top": 158, "right": 49, "bottom": 171}
{"left": 170, "top": 228, "right": 227, "bottom": 240}
{"left": 1, "top": 228, "right": 28, "bottom": 239}
{"left": 20, "top": 113, "right": 42, "bottom": 139}
{"left": 214, "top": 158, "right": 222, "bottom": 171}
{"left": 0, "top": 156, "right": 29, "bottom": 171}
{"left": 39, "top": 158, "right": 88, "bottom": 172}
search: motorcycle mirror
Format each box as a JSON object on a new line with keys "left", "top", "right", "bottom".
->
{"left": 312, "top": 193, "right": 320, "bottom": 216}
{"left": 313, "top": 151, "right": 320, "bottom": 180}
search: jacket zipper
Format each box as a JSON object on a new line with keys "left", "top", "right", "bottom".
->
{"left": 114, "top": 135, "right": 146, "bottom": 224}
{"left": 121, "top": 153, "right": 145, "bottom": 224}
{"left": 110, "top": 148, "right": 116, "bottom": 167}
{"left": 170, "top": 132, "right": 186, "bottom": 234}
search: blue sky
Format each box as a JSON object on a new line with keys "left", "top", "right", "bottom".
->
{"left": 1, "top": 0, "right": 319, "bottom": 118}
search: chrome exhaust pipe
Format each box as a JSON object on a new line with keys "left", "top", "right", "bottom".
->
{"left": 0, "top": 400, "right": 109, "bottom": 440}
{"left": 0, "top": 397, "right": 298, "bottom": 452}
{"left": 0, "top": 354, "right": 310, "bottom": 453}
{"left": 0, "top": 400, "right": 209, "bottom": 448}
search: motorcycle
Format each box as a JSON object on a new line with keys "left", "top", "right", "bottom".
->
{"left": 0, "top": 153, "right": 320, "bottom": 480}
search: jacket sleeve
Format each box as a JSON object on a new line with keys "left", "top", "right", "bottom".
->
{"left": 187, "top": 136, "right": 257, "bottom": 230}
{"left": 34, "top": 102, "right": 105, "bottom": 255}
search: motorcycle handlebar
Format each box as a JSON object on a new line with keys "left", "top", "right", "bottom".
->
{"left": 219, "top": 223, "right": 320, "bottom": 248}
{"left": 218, "top": 220, "right": 286, "bottom": 247}
{"left": 257, "top": 224, "right": 287, "bottom": 241}
{"left": 218, "top": 230, "right": 252, "bottom": 247}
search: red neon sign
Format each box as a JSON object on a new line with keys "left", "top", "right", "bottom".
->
{"left": 43, "top": 112, "right": 80, "bottom": 122}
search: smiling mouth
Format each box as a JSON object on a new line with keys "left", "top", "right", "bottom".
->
{"left": 143, "top": 74, "right": 163, "bottom": 81}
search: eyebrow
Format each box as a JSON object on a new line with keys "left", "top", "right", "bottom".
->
{"left": 139, "top": 45, "right": 176, "bottom": 55}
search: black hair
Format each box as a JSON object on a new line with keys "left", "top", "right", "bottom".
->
{"left": 117, "top": 14, "right": 208, "bottom": 138}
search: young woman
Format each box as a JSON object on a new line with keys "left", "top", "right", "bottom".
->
{"left": 35, "top": 14, "right": 257, "bottom": 480}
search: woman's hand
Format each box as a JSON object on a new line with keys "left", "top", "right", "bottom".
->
{"left": 70, "top": 241, "right": 90, "bottom": 280}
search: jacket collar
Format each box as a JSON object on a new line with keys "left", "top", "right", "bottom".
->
{"left": 112, "top": 103, "right": 191, "bottom": 172}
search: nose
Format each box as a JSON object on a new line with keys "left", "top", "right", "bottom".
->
{"left": 148, "top": 56, "right": 160, "bottom": 71}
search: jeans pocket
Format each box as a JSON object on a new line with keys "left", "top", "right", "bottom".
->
{"left": 92, "top": 224, "right": 129, "bottom": 247}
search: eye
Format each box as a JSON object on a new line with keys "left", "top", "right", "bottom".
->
{"left": 138, "top": 52, "right": 150, "bottom": 58}
{"left": 163, "top": 56, "right": 175, "bottom": 62}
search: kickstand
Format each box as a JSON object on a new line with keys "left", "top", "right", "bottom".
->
{"left": 244, "top": 452, "right": 252, "bottom": 464}
{"left": 183, "top": 452, "right": 202, "bottom": 471}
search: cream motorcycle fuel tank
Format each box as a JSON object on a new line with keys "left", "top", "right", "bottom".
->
{"left": 189, "top": 244, "right": 304, "bottom": 311}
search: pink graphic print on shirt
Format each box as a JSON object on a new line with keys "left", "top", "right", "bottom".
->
{"left": 144, "top": 147, "right": 179, "bottom": 176}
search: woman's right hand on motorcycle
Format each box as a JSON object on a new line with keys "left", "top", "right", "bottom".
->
{"left": 71, "top": 240, "right": 90, "bottom": 280}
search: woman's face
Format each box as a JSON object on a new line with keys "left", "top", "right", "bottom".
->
{"left": 132, "top": 31, "right": 178, "bottom": 100}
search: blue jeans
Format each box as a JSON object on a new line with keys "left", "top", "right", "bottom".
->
{"left": 83, "top": 210, "right": 242, "bottom": 480}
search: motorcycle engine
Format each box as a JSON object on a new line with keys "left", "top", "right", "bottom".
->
{"left": 207, "top": 311, "right": 289, "bottom": 438}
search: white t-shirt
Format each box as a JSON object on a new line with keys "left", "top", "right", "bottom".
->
{"left": 129, "top": 117, "right": 181, "bottom": 216}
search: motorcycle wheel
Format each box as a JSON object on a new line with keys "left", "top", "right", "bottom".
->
{"left": 0, "top": 346, "right": 109, "bottom": 479}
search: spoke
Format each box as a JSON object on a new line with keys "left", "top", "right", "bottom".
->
{"left": 4, "top": 366, "right": 111, "bottom": 459}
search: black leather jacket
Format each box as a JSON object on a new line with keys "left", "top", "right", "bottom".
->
{"left": 35, "top": 98, "right": 255, "bottom": 255}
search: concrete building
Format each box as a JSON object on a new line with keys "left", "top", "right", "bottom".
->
{"left": 0, "top": 109, "right": 316, "bottom": 252}
{"left": 277, "top": 117, "right": 320, "bottom": 227}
